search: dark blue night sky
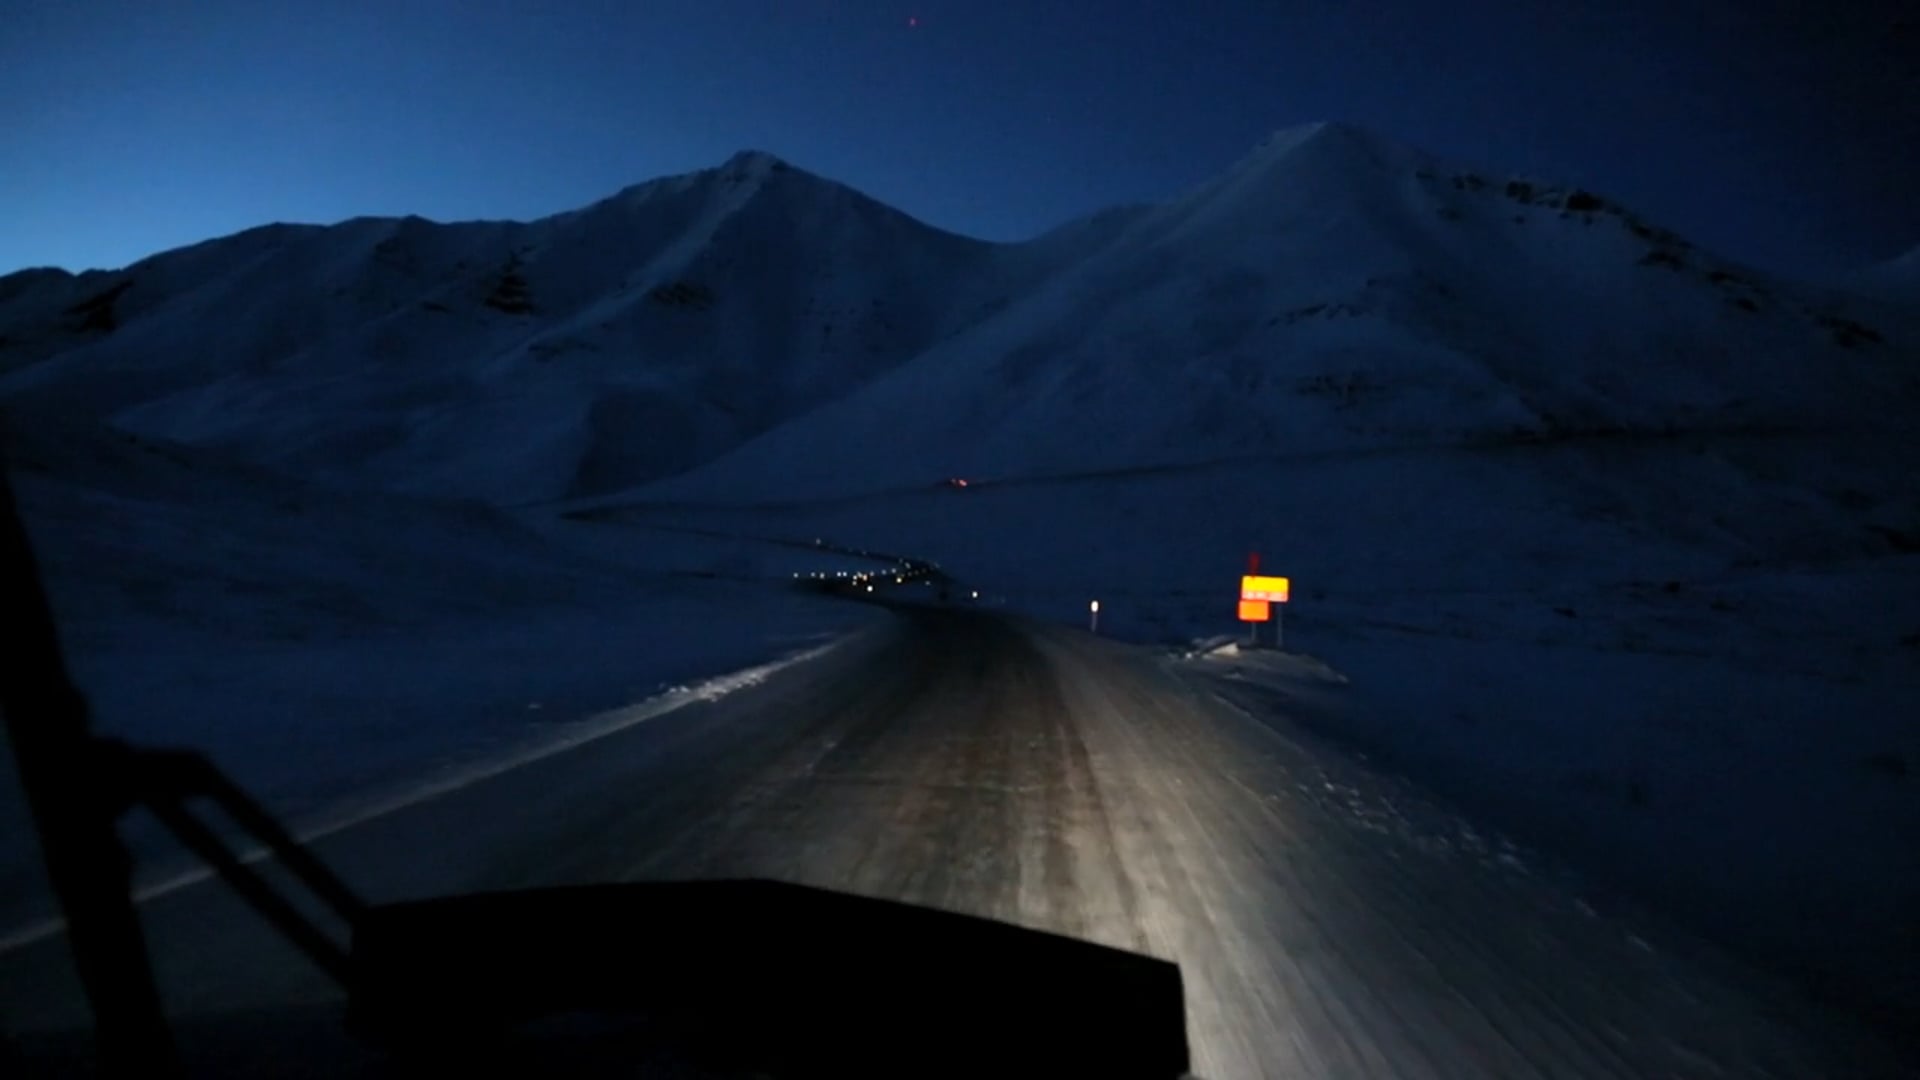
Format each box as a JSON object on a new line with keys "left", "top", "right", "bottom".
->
{"left": 3, "top": 1, "right": 1913, "bottom": 277}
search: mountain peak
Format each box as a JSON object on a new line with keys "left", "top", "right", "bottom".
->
{"left": 584, "top": 150, "right": 806, "bottom": 217}
{"left": 1255, "top": 120, "right": 1363, "bottom": 150}
{"left": 1156, "top": 120, "right": 1440, "bottom": 235}
{"left": 1242, "top": 121, "right": 1432, "bottom": 175}
{"left": 720, "top": 149, "right": 792, "bottom": 177}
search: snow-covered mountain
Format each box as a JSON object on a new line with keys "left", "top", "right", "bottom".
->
{"left": 0, "top": 152, "right": 1015, "bottom": 502}
{"left": 652, "top": 123, "right": 1915, "bottom": 500}
{"left": 7, "top": 122, "right": 1910, "bottom": 508}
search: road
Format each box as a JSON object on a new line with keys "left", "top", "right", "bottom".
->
{"left": 1, "top": 608, "right": 1907, "bottom": 1077}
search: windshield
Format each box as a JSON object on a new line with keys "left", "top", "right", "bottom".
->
{"left": 3, "top": 5, "right": 1918, "bottom": 1078}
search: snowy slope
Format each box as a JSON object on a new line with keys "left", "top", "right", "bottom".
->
{"left": 0, "top": 153, "right": 1014, "bottom": 503}
{"left": 0, "top": 412, "right": 879, "bottom": 931}
{"left": 651, "top": 123, "right": 1915, "bottom": 501}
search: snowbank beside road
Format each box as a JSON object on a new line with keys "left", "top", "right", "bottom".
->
{"left": 0, "top": 428, "right": 876, "bottom": 935}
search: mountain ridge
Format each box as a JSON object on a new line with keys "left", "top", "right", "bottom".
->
{"left": 0, "top": 144, "right": 1015, "bottom": 501}
{"left": 1, "top": 123, "right": 1911, "bottom": 507}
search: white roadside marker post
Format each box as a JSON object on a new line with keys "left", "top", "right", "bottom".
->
{"left": 1090, "top": 599, "right": 1100, "bottom": 635}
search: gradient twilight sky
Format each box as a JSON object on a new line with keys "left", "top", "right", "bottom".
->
{"left": 3, "top": 1, "right": 1914, "bottom": 278}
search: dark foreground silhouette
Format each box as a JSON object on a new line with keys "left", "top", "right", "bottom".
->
{"left": 355, "top": 879, "right": 1188, "bottom": 1078}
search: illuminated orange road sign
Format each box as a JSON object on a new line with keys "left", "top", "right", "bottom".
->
{"left": 1238, "top": 599, "right": 1271, "bottom": 622}
{"left": 1241, "top": 575, "right": 1290, "bottom": 603}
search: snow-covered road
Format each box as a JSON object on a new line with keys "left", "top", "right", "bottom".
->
{"left": 2, "top": 608, "right": 1907, "bottom": 1077}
